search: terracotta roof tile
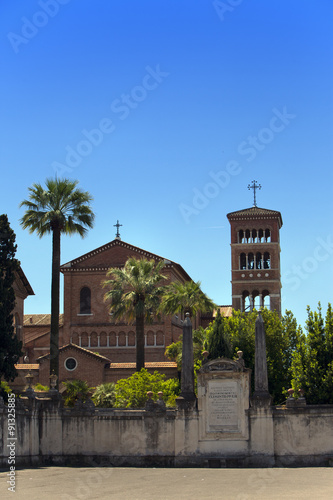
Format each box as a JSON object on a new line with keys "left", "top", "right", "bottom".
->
{"left": 36, "top": 343, "right": 111, "bottom": 363}
{"left": 110, "top": 362, "right": 177, "bottom": 369}
{"left": 24, "top": 314, "right": 64, "bottom": 326}
{"left": 227, "top": 206, "right": 283, "bottom": 227}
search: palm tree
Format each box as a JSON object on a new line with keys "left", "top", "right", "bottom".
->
{"left": 20, "top": 178, "right": 94, "bottom": 385}
{"left": 92, "top": 382, "right": 117, "bottom": 408}
{"left": 159, "top": 280, "right": 216, "bottom": 327}
{"left": 103, "top": 257, "right": 167, "bottom": 371}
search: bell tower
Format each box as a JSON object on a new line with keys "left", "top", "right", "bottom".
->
{"left": 227, "top": 182, "right": 283, "bottom": 315}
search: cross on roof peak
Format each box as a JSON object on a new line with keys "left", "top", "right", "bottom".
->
{"left": 248, "top": 180, "right": 262, "bottom": 207}
{"left": 114, "top": 220, "right": 122, "bottom": 240}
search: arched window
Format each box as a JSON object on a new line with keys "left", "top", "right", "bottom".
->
{"left": 248, "top": 253, "right": 254, "bottom": 269}
{"left": 128, "top": 331, "right": 136, "bottom": 347}
{"left": 265, "top": 229, "right": 271, "bottom": 242}
{"left": 252, "top": 229, "right": 257, "bottom": 243}
{"left": 264, "top": 252, "right": 270, "bottom": 269}
{"left": 256, "top": 252, "right": 262, "bottom": 269}
{"left": 258, "top": 229, "right": 264, "bottom": 243}
{"left": 240, "top": 253, "right": 246, "bottom": 270}
{"left": 242, "top": 291, "right": 250, "bottom": 312}
{"left": 263, "top": 291, "right": 270, "bottom": 310}
{"left": 253, "top": 291, "right": 260, "bottom": 310}
{"left": 238, "top": 229, "right": 244, "bottom": 243}
{"left": 80, "top": 287, "right": 91, "bottom": 314}
{"left": 245, "top": 229, "right": 251, "bottom": 243}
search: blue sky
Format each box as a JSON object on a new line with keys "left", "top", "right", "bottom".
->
{"left": 1, "top": 1, "right": 332, "bottom": 329}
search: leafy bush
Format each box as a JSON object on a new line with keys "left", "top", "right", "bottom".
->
{"left": 34, "top": 383, "right": 50, "bottom": 392}
{"left": 0, "top": 381, "right": 11, "bottom": 403}
{"left": 114, "top": 368, "right": 180, "bottom": 408}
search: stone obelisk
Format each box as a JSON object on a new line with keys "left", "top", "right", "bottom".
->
{"left": 176, "top": 313, "right": 196, "bottom": 410}
{"left": 251, "top": 310, "right": 271, "bottom": 407}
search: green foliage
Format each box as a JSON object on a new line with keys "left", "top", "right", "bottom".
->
{"left": 104, "top": 257, "right": 167, "bottom": 324}
{"left": 103, "top": 257, "right": 167, "bottom": 371}
{"left": 205, "top": 308, "right": 302, "bottom": 404}
{"left": 20, "top": 178, "right": 95, "bottom": 238}
{"left": 114, "top": 368, "right": 180, "bottom": 408}
{"left": 165, "top": 340, "right": 182, "bottom": 369}
{"left": 0, "top": 215, "right": 23, "bottom": 381}
{"left": 0, "top": 380, "right": 12, "bottom": 403}
{"left": 34, "top": 383, "right": 50, "bottom": 392}
{"left": 291, "top": 303, "right": 333, "bottom": 404}
{"left": 62, "top": 379, "right": 92, "bottom": 407}
{"left": 165, "top": 326, "right": 208, "bottom": 371}
{"left": 20, "top": 178, "right": 94, "bottom": 385}
{"left": 204, "top": 309, "right": 233, "bottom": 360}
{"left": 92, "top": 383, "right": 117, "bottom": 408}
{"left": 159, "top": 280, "right": 216, "bottom": 318}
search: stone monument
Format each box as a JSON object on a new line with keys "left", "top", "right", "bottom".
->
{"left": 197, "top": 352, "right": 251, "bottom": 441}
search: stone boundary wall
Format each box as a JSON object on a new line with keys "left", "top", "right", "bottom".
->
{"left": 1, "top": 396, "right": 333, "bottom": 468}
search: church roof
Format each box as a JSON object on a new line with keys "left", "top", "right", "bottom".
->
{"left": 227, "top": 206, "right": 283, "bottom": 227}
{"left": 15, "top": 266, "right": 35, "bottom": 296}
{"left": 60, "top": 238, "right": 193, "bottom": 281}
{"left": 24, "top": 314, "right": 64, "bottom": 326}
{"left": 36, "top": 343, "right": 111, "bottom": 364}
{"left": 110, "top": 362, "right": 177, "bottom": 369}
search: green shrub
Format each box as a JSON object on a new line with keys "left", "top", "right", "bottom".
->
{"left": 92, "top": 383, "right": 117, "bottom": 408}
{"left": 114, "top": 368, "right": 180, "bottom": 408}
{"left": 34, "top": 383, "right": 50, "bottom": 392}
{"left": 62, "top": 379, "right": 92, "bottom": 407}
{"left": 0, "top": 381, "right": 11, "bottom": 403}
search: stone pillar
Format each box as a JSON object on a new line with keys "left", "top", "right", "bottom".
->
{"left": 251, "top": 310, "right": 271, "bottom": 407}
{"left": 176, "top": 313, "right": 196, "bottom": 410}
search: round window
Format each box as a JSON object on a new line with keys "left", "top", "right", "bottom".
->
{"left": 64, "top": 357, "right": 77, "bottom": 371}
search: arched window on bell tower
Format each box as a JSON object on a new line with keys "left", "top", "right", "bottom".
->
{"left": 240, "top": 253, "right": 246, "bottom": 270}
{"left": 248, "top": 253, "right": 254, "bottom": 269}
{"left": 263, "top": 290, "right": 270, "bottom": 310}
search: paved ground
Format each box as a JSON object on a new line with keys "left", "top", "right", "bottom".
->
{"left": 1, "top": 466, "right": 333, "bottom": 499}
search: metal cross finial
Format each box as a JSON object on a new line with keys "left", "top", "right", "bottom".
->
{"left": 248, "top": 180, "right": 262, "bottom": 207}
{"left": 114, "top": 220, "right": 122, "bottom": 240}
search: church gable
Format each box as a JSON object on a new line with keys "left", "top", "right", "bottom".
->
{"left": 61, "top": 239, "right": 167, "bottom": 271}
{"left": 60, "top": 239, "right": 192, "bottom": 282}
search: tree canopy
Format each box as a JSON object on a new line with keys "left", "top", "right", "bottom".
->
{"left": 160, "top": 280, "right": 216, "bottom": 320}
{"left": 103, "top": 257, "right": 167, "bottom": 371}
{"left": 0, "top": 215, "right": 23, "bottom": 381}
{"left": 291, "top": 303, "right": 333, "bottom": 404}
{"left": 20, "top": 178, "right": 94, "bottom": 384}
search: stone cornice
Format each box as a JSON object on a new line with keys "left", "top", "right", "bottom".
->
{"left": 227, "top": 206, "right": 283, "bottom": 228}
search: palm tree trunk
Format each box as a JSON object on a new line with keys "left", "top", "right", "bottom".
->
{"left": 50, "top": 227, "right": 60, "bottom": 387}
{"left": 136, "top": 312, "right": 145, "bottom": 371}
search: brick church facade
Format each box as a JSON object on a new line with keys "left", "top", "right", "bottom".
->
{"left": 13, "top": 200, "right": 283, "bottom": 390}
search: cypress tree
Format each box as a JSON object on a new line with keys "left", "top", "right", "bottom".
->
{"left": 206, "top": 309, "right": 232, "bottom": 360}
{"left": 0, "top": 214, "right": 23, "bottom": 381}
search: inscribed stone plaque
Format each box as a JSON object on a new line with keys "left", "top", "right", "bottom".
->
{"left": 207, "top": 379, "right": 239, "bottom": 432}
